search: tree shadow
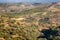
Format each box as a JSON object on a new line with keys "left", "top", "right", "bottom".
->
{"left": 57, "top": 26, "right": 60, "bottom": 28}
{"left": 37, "top": 28, "right": 59, "bottom": 40}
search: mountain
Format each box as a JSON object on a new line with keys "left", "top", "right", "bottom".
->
{"left": 0, "top": 2, "right": 60, "bottom": 13}
{"left": 0, "top": 2, "right": 60, "bottom": 40}
{"left": 0, "top": 0, "right": 60, "bottom": 3}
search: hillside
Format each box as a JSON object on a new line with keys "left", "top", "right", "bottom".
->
{"left": 0, "top": 2, "right": 60, "bottom": 40}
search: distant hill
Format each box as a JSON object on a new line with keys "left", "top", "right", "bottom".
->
{"left": 0, "top": 2, "right": 60, "bottom": 13}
